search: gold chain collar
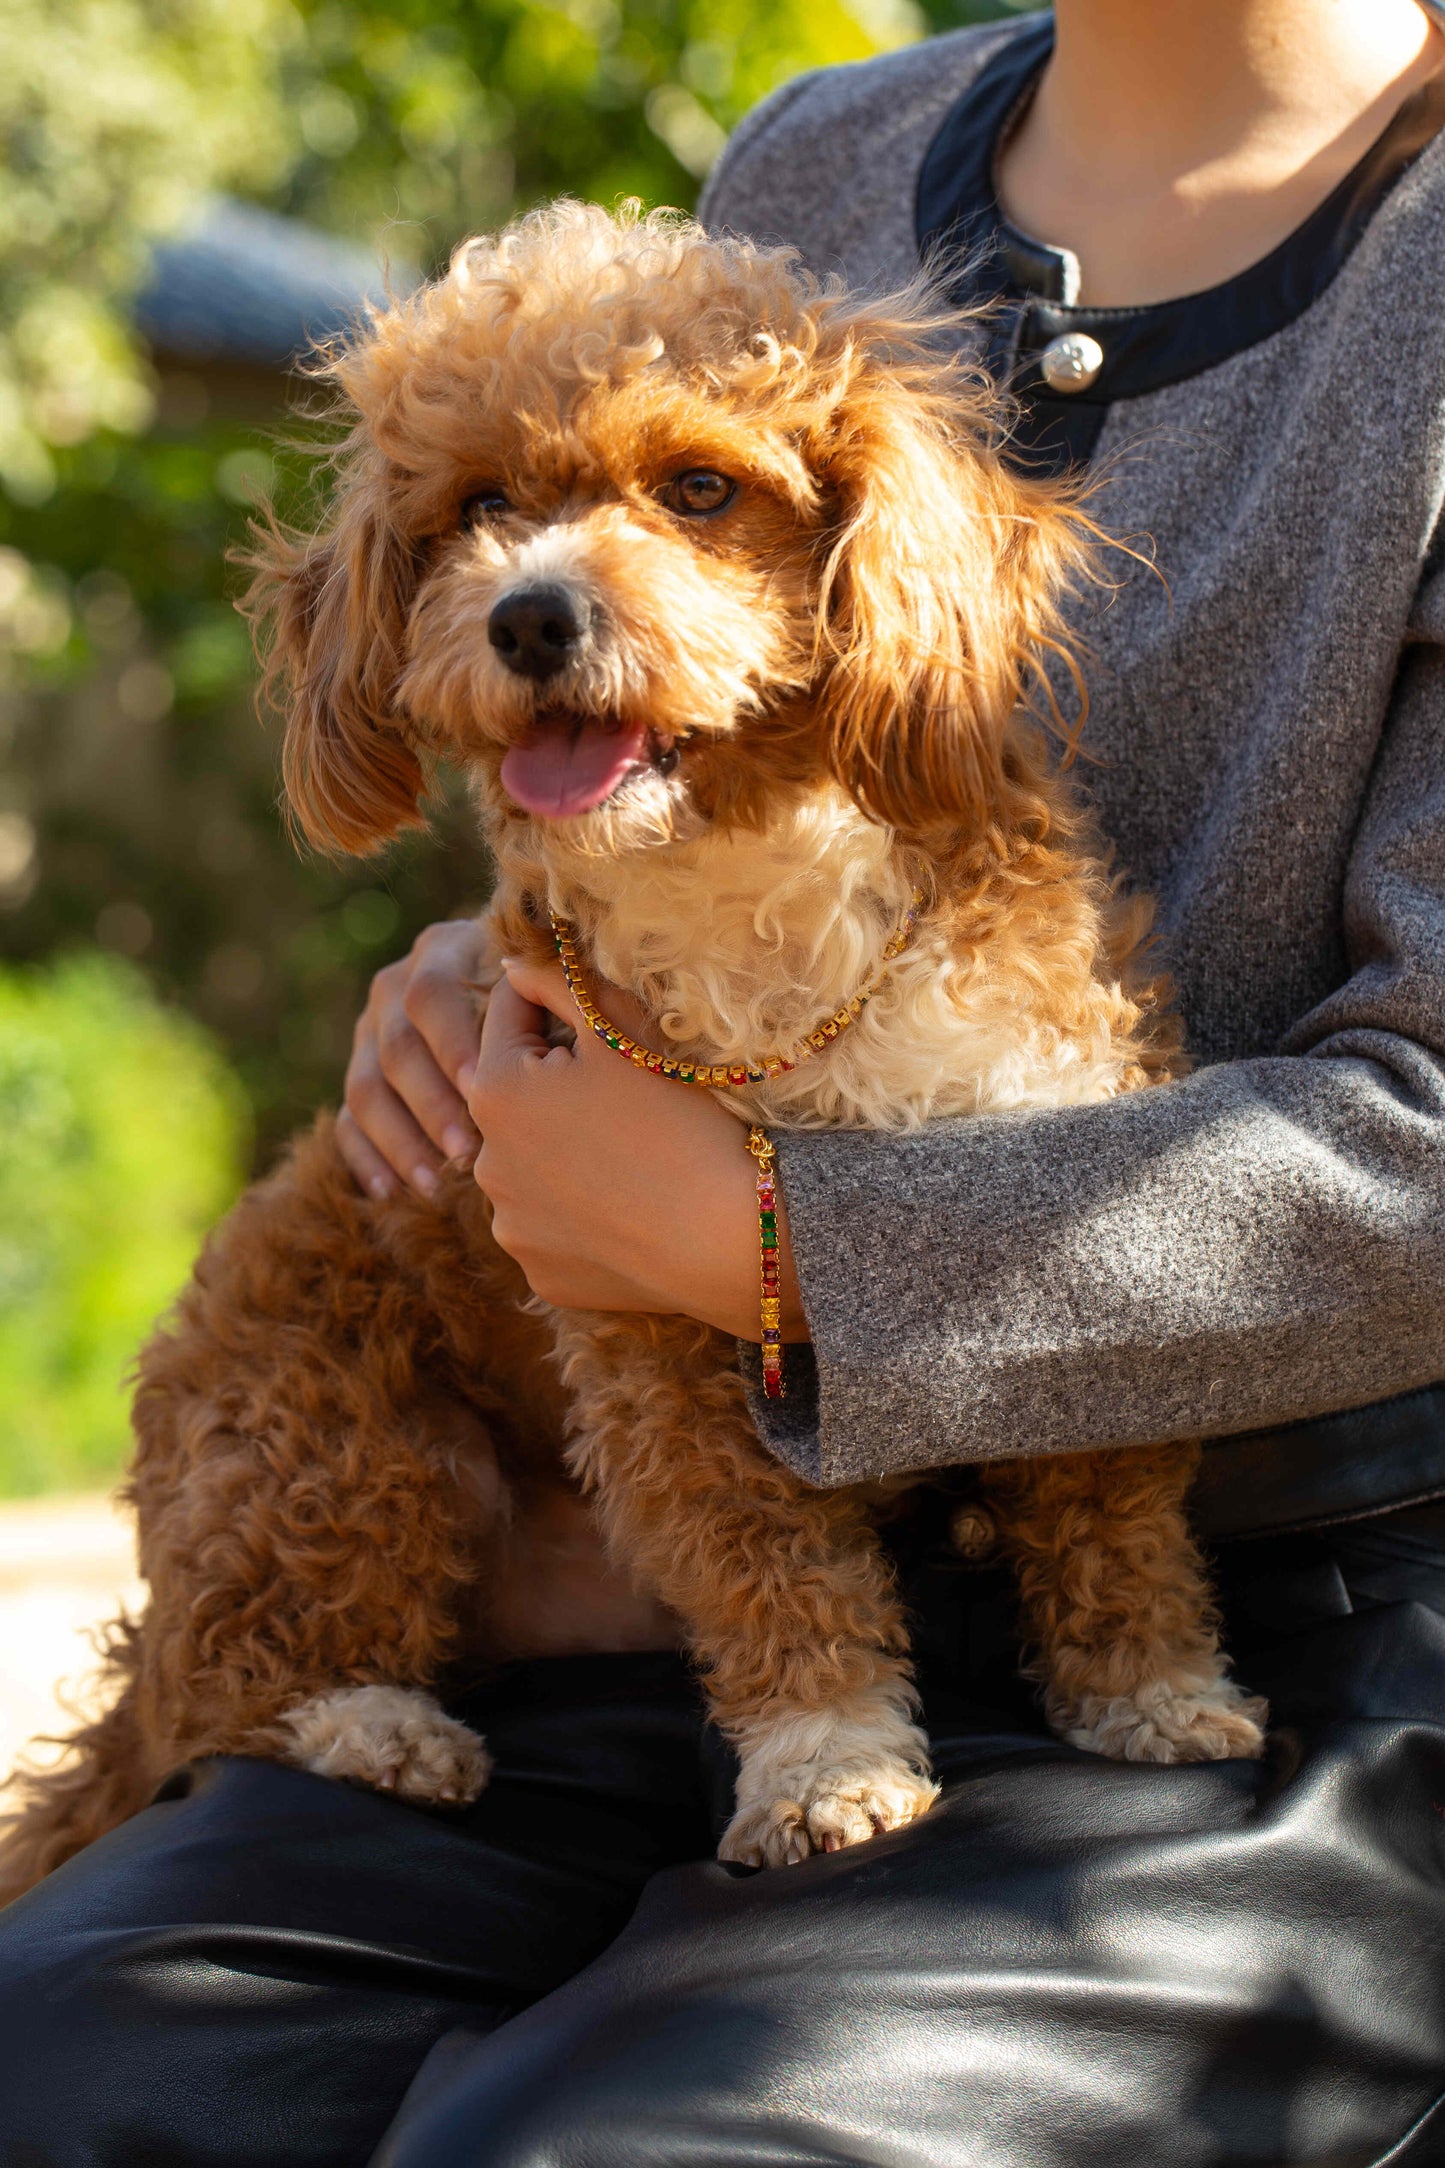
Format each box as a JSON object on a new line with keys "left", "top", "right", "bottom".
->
{"left": 549, "top": 889, "right": 925, "bottom": 1088}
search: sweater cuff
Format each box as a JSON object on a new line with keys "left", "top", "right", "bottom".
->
{"left": 736, "top": 1339, "right": 824, "bottom": 1484}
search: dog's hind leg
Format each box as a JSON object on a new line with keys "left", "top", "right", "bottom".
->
{"left": 121, "top": 1124, "right": 539, "bottom": 1804}
{"left": 554, "top": 1309, "right": 937, "bottom": 1869}
{"left": 981, "top": 1443, "right": 1268, "bottom": 1764}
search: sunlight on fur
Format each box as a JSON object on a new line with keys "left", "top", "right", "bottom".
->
{"left": 0, "top": 201, "right": 1264, "bottom": 1904}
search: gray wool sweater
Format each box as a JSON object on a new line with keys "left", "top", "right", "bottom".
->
{"left": 702, "top": 12, "right": 1445, "bottom": 1486}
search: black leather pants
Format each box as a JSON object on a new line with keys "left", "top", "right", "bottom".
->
{"left": 4, "top": 1503, "right": 1445, "bottom": 2168}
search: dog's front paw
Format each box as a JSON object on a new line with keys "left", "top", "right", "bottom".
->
{"left": 1063, "top": 1678, "right": 1268, "bottom": 1765}
{"left": 278, "top": 1685, "right": 492, "bottom": 1805}
{"left": 720, "top": 1759, "right": 938, "bottom": 1868}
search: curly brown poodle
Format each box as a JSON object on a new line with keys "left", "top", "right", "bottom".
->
{"left": 0, "top": 201, "right": 1266, "bottom": 1903}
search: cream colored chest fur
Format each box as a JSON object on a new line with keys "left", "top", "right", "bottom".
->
{"left": 533, "top": 787, "right": 1136, "bottom": 1134}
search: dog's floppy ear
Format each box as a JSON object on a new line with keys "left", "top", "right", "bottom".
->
{"left": 812, "top": 315, "right": 1091, "bottom": 843}
{"left": 241, "top": 457, "right": 428, "bottom": 856}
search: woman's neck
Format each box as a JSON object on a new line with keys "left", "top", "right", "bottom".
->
{"left": 997, "top": 0, "right": 1442, "bottom": 305}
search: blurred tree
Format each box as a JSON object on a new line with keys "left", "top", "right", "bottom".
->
{"left": 0, "top": 953, "right": 248, "bottom": 1493}
{"left": 271, "top": 0, "right": 1018, "bottom": 273}
{"left": 1, "top": 0, "right": 1018, "bottom": 1170}
{"left": 0, "top": 0, "right": 297, "bottom": 504}
{"left": 0, "top": 427, "right": 496, "bottom": 1152}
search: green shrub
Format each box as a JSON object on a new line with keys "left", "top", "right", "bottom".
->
{"left": 0, "top": 950, "right": 248, "bottom": 1494}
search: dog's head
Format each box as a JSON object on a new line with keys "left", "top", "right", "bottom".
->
{"left": 246, "top": 202, "right": 1090, "bottom": 871}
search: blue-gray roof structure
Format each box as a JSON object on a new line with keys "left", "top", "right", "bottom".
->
{"left": 134, "top": 197, "right": 402, "bottom": 369}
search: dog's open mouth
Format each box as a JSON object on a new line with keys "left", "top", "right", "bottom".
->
{"left": 500, "top": 712, "right": 673, "bottom": 821}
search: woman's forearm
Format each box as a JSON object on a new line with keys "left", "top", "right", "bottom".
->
{"left": 762, "top": 1034, "right": 1445, "bottom": 1487}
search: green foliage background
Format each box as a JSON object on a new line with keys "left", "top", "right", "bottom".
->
{"left": 0, "top": 0, "right": 1017, "bottom": 1491}
{"left": 0, "top": 955, "right": 248, "bottom": 1491}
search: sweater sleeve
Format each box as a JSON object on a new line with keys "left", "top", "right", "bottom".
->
{"left": 741, "top": 611, "right": 1445, "bottom": 1488}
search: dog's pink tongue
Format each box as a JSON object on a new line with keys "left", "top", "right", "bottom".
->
{"left": 501, "top": 718, "right": 649, "bottom": 820}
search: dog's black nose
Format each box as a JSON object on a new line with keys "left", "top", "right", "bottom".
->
{"left": 488, "top": 586, "right": 589, "bottom": 680}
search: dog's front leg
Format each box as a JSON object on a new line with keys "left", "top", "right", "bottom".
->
{"left": 981, "top": 1443, "right": 1268, "bottom": 1763}
{"left": 552, "top": 1309, "right": 938, "bottom": 1867}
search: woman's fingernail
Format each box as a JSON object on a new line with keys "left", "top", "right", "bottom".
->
{"left": 412, "top": 1164, "right": 439, "bottom": 1197}
{"left": 442, "top": 1125, "right": 473, "bottom": 1160}
{"left": 368, "top": 1175, "right": 395, "bottom": 1201}
{"left": 456, "top": 1062, "right": 476, "bottom": 1095}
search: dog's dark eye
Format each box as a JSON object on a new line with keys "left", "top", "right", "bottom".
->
{"left": 665, "top": 470, "right": 736, "bottom": 517}
{"left": 461, "top": 490, "right": 510, "bottom": 530}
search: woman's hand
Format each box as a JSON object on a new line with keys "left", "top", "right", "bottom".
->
{"left": 469, "top": 958, "right": 808, "bottom": 1342}
{"left": 336, "top": 918, "right": 492, "bottom": 1199}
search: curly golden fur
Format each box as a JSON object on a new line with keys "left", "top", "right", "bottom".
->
{"left": 0, "top": 203, "right": 1264, "bottom": 1900}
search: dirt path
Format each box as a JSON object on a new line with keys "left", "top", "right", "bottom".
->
{"left": 0, "top": 1493, "right": 142, "bottom": 1801}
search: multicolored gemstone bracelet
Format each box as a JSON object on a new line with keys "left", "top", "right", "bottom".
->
{"left": 745, "top": 1125, "right": 785, "bottom": 1398}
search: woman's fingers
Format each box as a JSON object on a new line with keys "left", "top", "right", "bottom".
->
{"left": 500, "top": 954, "right": 650, "bottom": 1045}
{"left": 335, "top": 1105, "right": 407, "bottom": 1201}
{"left": 344, "top": 1032, "right": 455, "bottom": 1197}
{"left": 401, "top": 930, "right": 493, "bottom": 1104}
{"left": 375, "top": 1009, "right": 478, "bottom": 1162}
{"left": 478, "top": 966, "right": 564, "bottom": 1059}
{"left": 340, "top": 919, "right": 492, "bottom": 1195}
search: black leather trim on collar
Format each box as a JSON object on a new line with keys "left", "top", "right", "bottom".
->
{"left": 916, "top": 12, "right": 1445, "bottom": 464}
{"left": 915, "top": 14, "right": 1054, "bottom": 300}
